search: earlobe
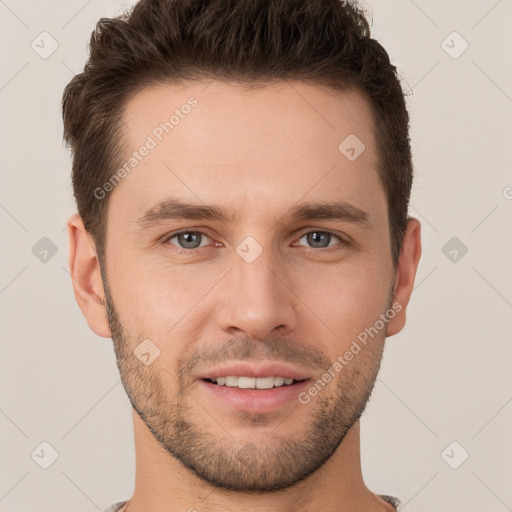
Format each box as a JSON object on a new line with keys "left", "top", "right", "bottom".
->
{"left": 385, "top": 217, "right": 422, "bottom": 337}
{"left": 67, "top": 214, "right": 111, "bottom": 338}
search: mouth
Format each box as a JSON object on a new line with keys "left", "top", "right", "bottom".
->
{"left": 196, "top": 362, "right": 313, "bottom": 412}
{"left": 202, "top": 376, "right": 309, "bottom": 390}
{"left": 197, "top": 375, "right": 312, "bottom": 413}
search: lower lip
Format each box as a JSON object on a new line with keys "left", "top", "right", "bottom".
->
{"left": 197, "top": 379, "right": 311, "bottom": 413}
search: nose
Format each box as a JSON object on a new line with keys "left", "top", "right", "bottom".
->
{"left": 215, "top": 244, "right": 298, "bottom": 340}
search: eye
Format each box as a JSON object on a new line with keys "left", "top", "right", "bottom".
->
{"left": 162, "top": 229, "right": 347, "bottom": 252}
{"left": 294, "top": 230, "right": 346, "bottom": 250}
{"left": 165, "top": 230, "right": 213, "bottom": 250}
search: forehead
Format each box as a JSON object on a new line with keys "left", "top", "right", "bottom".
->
{"left": 122, "top": 80, "right": 376, "bottom": 153}
{"left": 113, "top": 80, "right": 386, "bottom": 229}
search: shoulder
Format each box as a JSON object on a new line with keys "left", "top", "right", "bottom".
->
{"left": 102, "top": 501, "right": 128, "bottom": 512}
{"left": 378, "top": 494, "right": 401, "bottom": 510}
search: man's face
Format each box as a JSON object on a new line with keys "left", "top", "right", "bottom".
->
{"left": 103, "top": 80, "right": 396, "bottom": 492}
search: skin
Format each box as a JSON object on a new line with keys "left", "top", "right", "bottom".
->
{"left": 68, "top": 80, "right": 421, "bottom": 512}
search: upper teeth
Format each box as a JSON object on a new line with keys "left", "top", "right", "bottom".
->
{"left": 211, "top": 376, "right": 295, "bottom": 389}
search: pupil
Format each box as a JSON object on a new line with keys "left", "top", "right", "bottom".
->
{"left": 179, "top": 232, "right": 200, "bottom": 248}
{"left": 308, "top": 232, "right": 329, "bottom": 248}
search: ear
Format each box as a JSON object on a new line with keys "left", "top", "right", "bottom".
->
{"left": 67, "top": 213, "right": 111, "bottom": 338}
{"left": 386, "top": 217, "right": 422, "bottom": 337}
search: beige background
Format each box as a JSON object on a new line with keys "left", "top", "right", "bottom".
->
{"left": 1, "top": 0, "right": 511, "bottom": 511}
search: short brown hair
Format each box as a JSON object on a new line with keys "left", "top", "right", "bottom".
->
{"left": 62, "top": 0, "right": 413, "bottom": 268}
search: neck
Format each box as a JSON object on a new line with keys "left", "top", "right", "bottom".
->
{"left": 124, "top": 409, "right": 393, "bottom": 512}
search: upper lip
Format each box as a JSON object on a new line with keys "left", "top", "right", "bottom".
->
{"left": 198, "top": 362, "right": 311, "bottom": 381}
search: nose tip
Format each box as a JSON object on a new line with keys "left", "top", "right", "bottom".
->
{"left": 216, "top": 257, "right": 297, "bottom": 340}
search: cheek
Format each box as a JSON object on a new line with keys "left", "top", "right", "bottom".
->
{"left": 299, "top": 260, "right": 391, "bottom": 345}
{"left": 107, "top": 255, "right": 219, "bottom": 341}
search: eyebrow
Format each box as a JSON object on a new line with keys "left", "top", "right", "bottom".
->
{"left": 135, "top": 198, "right": 371, "bottom": 229}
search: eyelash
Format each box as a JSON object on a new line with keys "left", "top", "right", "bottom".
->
{"left": 162, "top": 229, "right": 349, "bottom": 252}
